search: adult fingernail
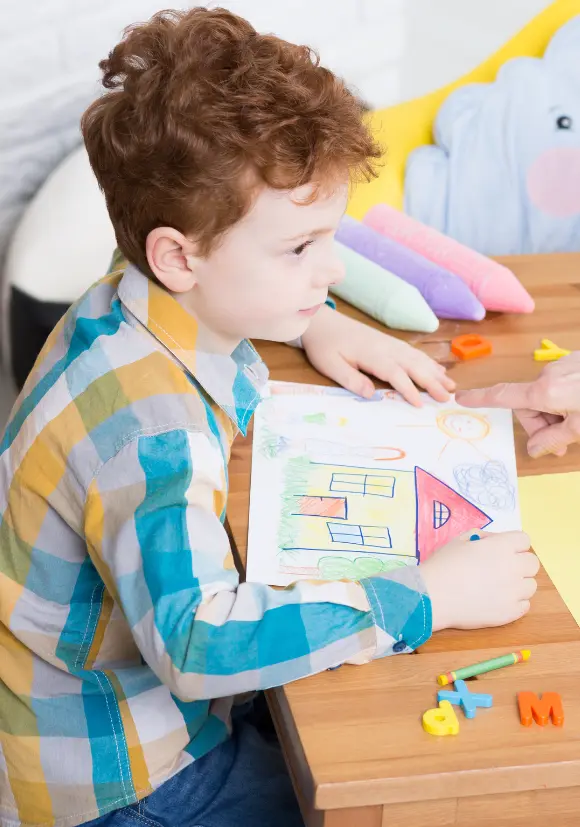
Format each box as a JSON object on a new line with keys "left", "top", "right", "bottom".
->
{"left": 529, "top": 446, "right": 547, "bottom": 458}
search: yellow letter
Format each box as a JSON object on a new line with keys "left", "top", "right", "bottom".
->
{"left": 422, "top": 700, "right": 460, "bottom": 736}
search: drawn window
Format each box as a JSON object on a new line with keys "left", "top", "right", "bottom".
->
{"left": 361, "top": 525, "right": 393, "bottom": 548}
{"left": 327, "top": 522, "right": 392, "bottom": 549}
{"left": 433, "top": 500, "right": 451, "bottom": 529}
{"left": 293, "top": 496, "right": 347, "bottom": 519}
{"left": 330, "top": 472, "right": 395, "bottom": 498}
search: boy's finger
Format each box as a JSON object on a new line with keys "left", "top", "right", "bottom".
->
{"left": 407, "top": 367, "right": 451, "bottom": 403}
{"left": 425, "top": 379, "right": 452, "bottom": 402}
{"left": 505, "top": 530, "right": 532, "bottom": 551}
{"left": 428, "top": 359, "right": 455, "bottom": 386}
{"left": 385, "top": 368, "right": 423, "bottom": 407}
{"left": 518, "top": 552, "right": 540, "bottom": 577}
{"left": 468, "top": 528, "right": 492, "bottom": 538}
{"left": 476, "top": 529, "right": 531, "bottom": 552}
{"left": 325, "top": 358, "right": 375, "bottom": 399}
{"left": 456, "top": 529, "right": 491, "bottom": 542}
{"left": 520, "top": 578, "right": 538, "bottom": 600}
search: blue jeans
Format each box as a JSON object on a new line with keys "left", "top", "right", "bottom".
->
{"left": 83, "top": 718, "right": 304, "bottom": 827}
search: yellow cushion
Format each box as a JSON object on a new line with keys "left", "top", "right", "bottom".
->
{"left": 348, "top": 0, "right": 580, "bottom": 217}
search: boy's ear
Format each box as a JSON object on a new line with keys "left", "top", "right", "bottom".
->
{"left": 145, "top": 227, "right": 200, "bottom": 293}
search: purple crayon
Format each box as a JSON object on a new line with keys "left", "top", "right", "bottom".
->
{"left": 336, "top": 215, "right": 485, "bottom": 321}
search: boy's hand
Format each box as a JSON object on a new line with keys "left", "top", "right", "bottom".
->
{"left": 301, "top": 306, "right": 455, "bottom": 406}
{"left": 420, "top": 531, "right": 539, "bottom": 631}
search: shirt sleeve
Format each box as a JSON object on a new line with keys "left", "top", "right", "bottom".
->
{"left": 84, "top": 428, "right": 431, "bottom": 700}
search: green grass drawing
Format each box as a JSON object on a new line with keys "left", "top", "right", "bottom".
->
{"left": 277, "top": 455, "right": 312, "bottom": 557}
{"left": 318, "top": 555, "right": 407, "bottom": 580}
{"left": 303, "top": 412, "right": 326, "bottom": 425}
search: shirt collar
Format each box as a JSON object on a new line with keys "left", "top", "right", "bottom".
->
{"left": 117, "top": 264, "right": 268, "bottom": 435}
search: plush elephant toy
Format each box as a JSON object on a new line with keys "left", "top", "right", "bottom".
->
{"left": 405, "top": 15, "right": 580, "bottom": 255}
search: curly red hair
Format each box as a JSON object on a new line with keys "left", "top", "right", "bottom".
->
{"left": 82, "top": 7, "right": 381, "bottom": 276}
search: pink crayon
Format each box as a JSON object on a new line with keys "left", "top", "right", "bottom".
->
{"left": 364, "top": 204, "right": 535, "bottom": 314}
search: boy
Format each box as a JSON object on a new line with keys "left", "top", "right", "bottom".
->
{"left": 0, "top": 8, "right": 539, "bottom": 827}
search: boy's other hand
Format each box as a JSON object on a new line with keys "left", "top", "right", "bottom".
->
{"left": 300, "top": 306, "right": 455, "bottom": 406}
{"left": 420, "top": 530, "right": 539, "bottom": 632}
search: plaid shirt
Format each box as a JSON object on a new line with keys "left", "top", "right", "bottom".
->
{"left": 0, "top": 262, "right": 432, "bottom": 827}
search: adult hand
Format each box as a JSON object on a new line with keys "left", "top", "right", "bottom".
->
{"left": 456, "top": 352, "right": 580, "bottom": 458}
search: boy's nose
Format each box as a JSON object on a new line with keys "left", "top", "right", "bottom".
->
{"left": 326, "top": 252, "right": 345, "bottom": 287}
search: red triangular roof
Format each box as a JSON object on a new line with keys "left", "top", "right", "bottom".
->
{"left": 415, "top": 467, "right": 492, "bottom": 562}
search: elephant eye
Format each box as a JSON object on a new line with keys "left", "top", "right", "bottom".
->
{"left": 556, "top": 115, "right": 573, "bottom": 130}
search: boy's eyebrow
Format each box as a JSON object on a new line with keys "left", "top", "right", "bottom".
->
{"left": 282, "top": 227, "right": 336, "bottom": 242}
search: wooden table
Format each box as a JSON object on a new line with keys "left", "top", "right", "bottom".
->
{"left": 227, "top": 253, "right": 580, "bottom": 827}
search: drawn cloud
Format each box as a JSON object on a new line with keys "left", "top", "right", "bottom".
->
{"left": 453, "top": 460, "right": 516, "bottom": 511}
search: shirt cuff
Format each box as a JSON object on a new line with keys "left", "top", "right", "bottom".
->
{"left": 361, "top": 565, "right": 433, "bottom": 657}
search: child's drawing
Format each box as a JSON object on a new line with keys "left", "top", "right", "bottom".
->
{"left": 453, "top": 460, "right": 516, "bottom": 511}
{"left": 256, "top": 429, "right": 406, "bottom": 463}
{"left": 276, "top": 460, "right": 491, "bottom": 570}
{"left": 247, "top": 384, "right": 521, "bottom": 587}
{"left": 398, "top": 408, "right": 493, "bottom": 461}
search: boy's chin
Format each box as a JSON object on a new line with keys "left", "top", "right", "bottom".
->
{"left": 243, "top": 312, "right": 311, "bottom": 344}
{"left": 261, "top": 315, "right": 312, "bottom": 344}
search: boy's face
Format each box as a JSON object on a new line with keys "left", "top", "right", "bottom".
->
{"left": 151, "top": 182, "right": 348, "bottom": 352}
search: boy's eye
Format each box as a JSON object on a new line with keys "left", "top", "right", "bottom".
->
{"left": 291, "top": 240, "right": 313, "bottom": 256}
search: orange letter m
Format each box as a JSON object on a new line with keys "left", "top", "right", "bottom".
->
{"left": 518, "top": 692, "right": 564, "bottom": 727}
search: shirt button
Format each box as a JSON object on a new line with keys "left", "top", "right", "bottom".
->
{"left": 393, "top": 640, "right": 407, "bottom": 653}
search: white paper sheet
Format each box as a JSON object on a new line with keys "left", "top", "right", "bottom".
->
{"left": 246, "top": 382, "right": 521, "bottom": 586}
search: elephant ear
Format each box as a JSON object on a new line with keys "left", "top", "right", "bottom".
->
{"left": 494, "top": 54, "right": 542, "bottom": 83}
{"left": 543, "top": 14, "right": 580, "bottom": 78}
{"left": 434, "top": 83, "right": 489, "bottom": 152}
{"left": 492, "top": 56, "right": 548, "bottom": 120}
{"left": 404, "top": 144, "right": 449, "bottom": 232}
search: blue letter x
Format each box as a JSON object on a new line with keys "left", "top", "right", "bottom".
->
{"left": 437, "top": 679, "right": 493, "bottom": 719}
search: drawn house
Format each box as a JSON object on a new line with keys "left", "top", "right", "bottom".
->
{"left": 281, "top": 460, "right": 492, "bottom": 568}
